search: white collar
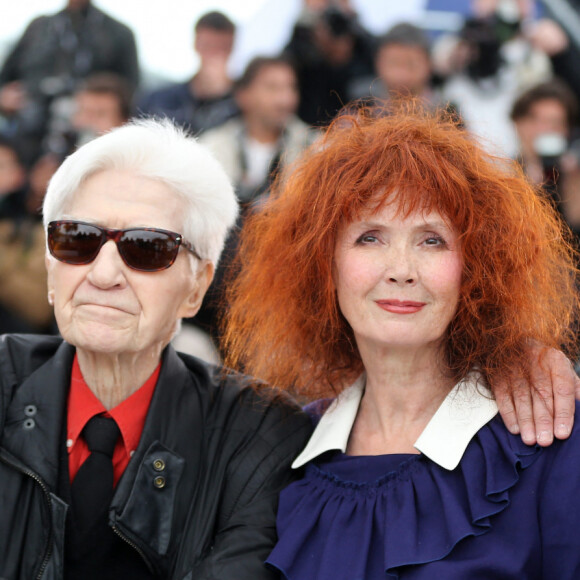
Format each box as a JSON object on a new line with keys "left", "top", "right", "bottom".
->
{"left": 293, "top": 373, "right": 498, "bottom": 471}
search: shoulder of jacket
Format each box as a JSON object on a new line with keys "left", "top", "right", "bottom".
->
{"left": 0, "top": 334, "right": 64, "bottom": 386}
{"left": 219, "top": 373, "right": 312, "bottom": 461}
{"left": 22, "top": 14, "right": 52, "bottom": 34}
{"left": 147, "top": 81, "right": 189, "bottom": 101}
{"left": 176, "top": 348, "right": 310, "bottom": 440}
{"left": 199, "top": 118, "right": 243, "bottom": 144}
{"left": 89, "top": 6, "right": 135, "bottom": 36}
{"left": 286, "top": 117, "right": 318, "bottom": 145}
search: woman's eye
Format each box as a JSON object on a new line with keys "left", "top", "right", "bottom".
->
{"left": 424, "top": 236, "right": 446, "bottom": 247}
{"left": 355, "top": 233, "right": 379, "bottom": 244}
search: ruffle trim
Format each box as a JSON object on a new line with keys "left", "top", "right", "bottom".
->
{"left": 267, "top": 416, "right": 542, "bottom": 579}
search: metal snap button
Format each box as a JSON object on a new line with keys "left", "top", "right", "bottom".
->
{"left": 24, "top": 405, "right": 37, "bottom": 417}
{"left": 23, "top": 418, "right": 35, "bottom": 430}
{"left": 152, "top": 458, "right": 165, "bottom": 472}
{"left": 153, "top": 476, "right": 166, "bottom": 489}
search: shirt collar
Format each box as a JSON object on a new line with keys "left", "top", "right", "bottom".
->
{"left": 68, "top": 355, "right": 108, "bottom": 446}
{"left": 292, "top": 372, "right": 498, "bottom": 471}
{"left": 67, "top": 354, "right": 160, "bottom": 457}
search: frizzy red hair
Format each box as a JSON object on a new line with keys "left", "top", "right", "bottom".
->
{"left": 222, "top": 101, "right": 579, "bottom": 399}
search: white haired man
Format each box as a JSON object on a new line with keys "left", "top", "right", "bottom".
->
{"left": 0, "top": 118, "right": 311, "bottom": 579}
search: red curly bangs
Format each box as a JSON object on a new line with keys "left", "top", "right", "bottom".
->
{"left": 222, "top": 101, "right": 580, "bottom": 399}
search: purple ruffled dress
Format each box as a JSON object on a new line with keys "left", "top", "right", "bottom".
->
{"left": 267, "top": 405, "right": 580, "bottom": 579}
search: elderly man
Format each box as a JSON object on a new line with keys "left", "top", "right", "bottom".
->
{"left": 0, "top": 119, "right": 311, "bottom": 579}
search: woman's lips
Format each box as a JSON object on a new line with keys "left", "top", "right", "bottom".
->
{"left": 375, "top": 300, "right": 426, "bottom": 314}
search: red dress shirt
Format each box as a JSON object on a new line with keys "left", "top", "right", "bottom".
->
{"left": 67, "top": 355, "right": 160, "bottom": 486}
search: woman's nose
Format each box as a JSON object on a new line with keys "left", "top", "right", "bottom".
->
{"left": 385, "top": 247, "right": 416, "bottom": 285}
{"left": 388, "top": 274, "right": 415, "bottom": 284}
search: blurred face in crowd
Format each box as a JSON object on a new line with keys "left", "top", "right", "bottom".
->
{"left": 72, "top": 90, "right": 126, "bottom": 137}
{"left": 514, "top": 98, "right": 569, "bottom": 158}
{"left": 314, "top": 22, "right": 355, "bottom": 66}
{"left": 67, "top": 0, "right": 91, "bottom": 11}
{"left": 304, "top": 0, "right": 353, "bottom": 12}
{"left": 237, "top": 64, "right": 299, "bottom": 133}
{"left": 194, "top": 27, "right": 234, "bottom": 63}
{"left": 0, "top": 146, "right": 25, "bottom": 197}
{"left": 28, "top": 155, "right": 61, "bottom": 215}
{"left": 376, "top": 43, "right": 431, "bottom": 96}
{"left": 472, "top": 0, "right": 532, "bottom": 18}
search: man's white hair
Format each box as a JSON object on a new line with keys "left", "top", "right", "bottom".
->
{"left": 43, "top": 118, "right": 238, "bottom": 267}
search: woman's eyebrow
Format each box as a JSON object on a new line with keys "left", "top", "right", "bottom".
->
{"left": 349, "top": 219, "right": 451, "bottom": 231}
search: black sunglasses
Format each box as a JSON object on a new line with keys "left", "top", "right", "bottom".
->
{"left": 47, "top": 220, "right": 201, "bottom": 272}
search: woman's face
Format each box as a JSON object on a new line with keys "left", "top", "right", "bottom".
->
{"left": 333, "top": 202, "right": 463, "bottom": 358}
{"left": 45, "top": 168, "right": 212, "bottom": 358}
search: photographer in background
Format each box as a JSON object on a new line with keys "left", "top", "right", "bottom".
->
{"left": 0, "top": 0, "right": 138, "bottom": 165}
{"left": 436, "top": 0, "right": 551, "bottom": 157}
{"left": 511, "top": 79, "right": 580, "bottom": 237}
{"left": 284, "top": 0, "right": 376, "bottom": 126}
{"left": 46, "top": 72, "right": 132, "bottom": 157}
{"left": 24, "top": 73, "right": 133, "bottom": 225}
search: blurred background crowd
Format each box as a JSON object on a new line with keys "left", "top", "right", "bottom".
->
{"left": 1, "top": 0, "right": 580, "bottom": 361}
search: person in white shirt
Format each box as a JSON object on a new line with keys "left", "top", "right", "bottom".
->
{"left": 200, "top": 56, "right": 316, "bottom": 208}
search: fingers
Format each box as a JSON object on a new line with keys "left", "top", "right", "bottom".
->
{"left": 512, "top": 380, "right": 541, "bottom": 446}
{"left": 496, "top": 376, "right": 541, "bottom": 444}
{"left": 495, "top": 380, "right": 519, "bottom": 435}
{"left": 495, "top": 347, "right": 578, "bottom": 446}
{"left": 499, "top": 379, "right": 553, "bottom": 446}
{"left": 549, "top": 351, "right": 577, "bottom": 440}
{"left": 531, "top": 378, "right": 554, "bottom": 446}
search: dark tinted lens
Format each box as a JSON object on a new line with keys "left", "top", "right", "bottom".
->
{"left": 48, "top": 222, "right": 104, "bottom": 264}
{"left": 118, "top": 229, "right": 179, "bottom": 271}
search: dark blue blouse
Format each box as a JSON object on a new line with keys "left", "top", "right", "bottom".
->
{"left": 267, "top": 403, "right": 580, "bottom": 579}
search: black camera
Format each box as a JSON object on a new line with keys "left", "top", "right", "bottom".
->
{"left": 322, "top": 7, "right": 354, "bottom": 38}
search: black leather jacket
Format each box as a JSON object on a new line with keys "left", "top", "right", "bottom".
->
{"left": 0, "top": 334, "right": 312, "bottom": 579}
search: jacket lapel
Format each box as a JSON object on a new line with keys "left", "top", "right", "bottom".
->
{"left": 2, "top": 340, "right": 74, "bottom": 488}
{"left": 110, "top": 346, "right": 206, "bottom": 567}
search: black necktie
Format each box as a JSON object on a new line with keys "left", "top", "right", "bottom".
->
{"left": 71, "top": 415, "right": 120, "bottom": 539}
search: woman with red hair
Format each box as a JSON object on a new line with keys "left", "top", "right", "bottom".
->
{"left": 223, "top": 102, "right": 580, "bottom": 578}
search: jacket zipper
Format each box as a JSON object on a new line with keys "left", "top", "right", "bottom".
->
{"left": 0, "top": 452, "right": 157, "bottom": 578}
{"left": 111, "top": 524, "right": 156, "bottom": 574}
{"left": 0, "top": 454, "right": 53, "bottom": 579}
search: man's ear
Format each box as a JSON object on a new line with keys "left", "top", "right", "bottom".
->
{"left": 179, "top": 260, "right": 215, "bottom": 319}
{"left": 45, "top": 253, "right": 55, "bottom": 306}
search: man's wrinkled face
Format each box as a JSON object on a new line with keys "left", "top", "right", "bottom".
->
{"left": 46, "top": 169, "right": 212, "bottom": 358}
